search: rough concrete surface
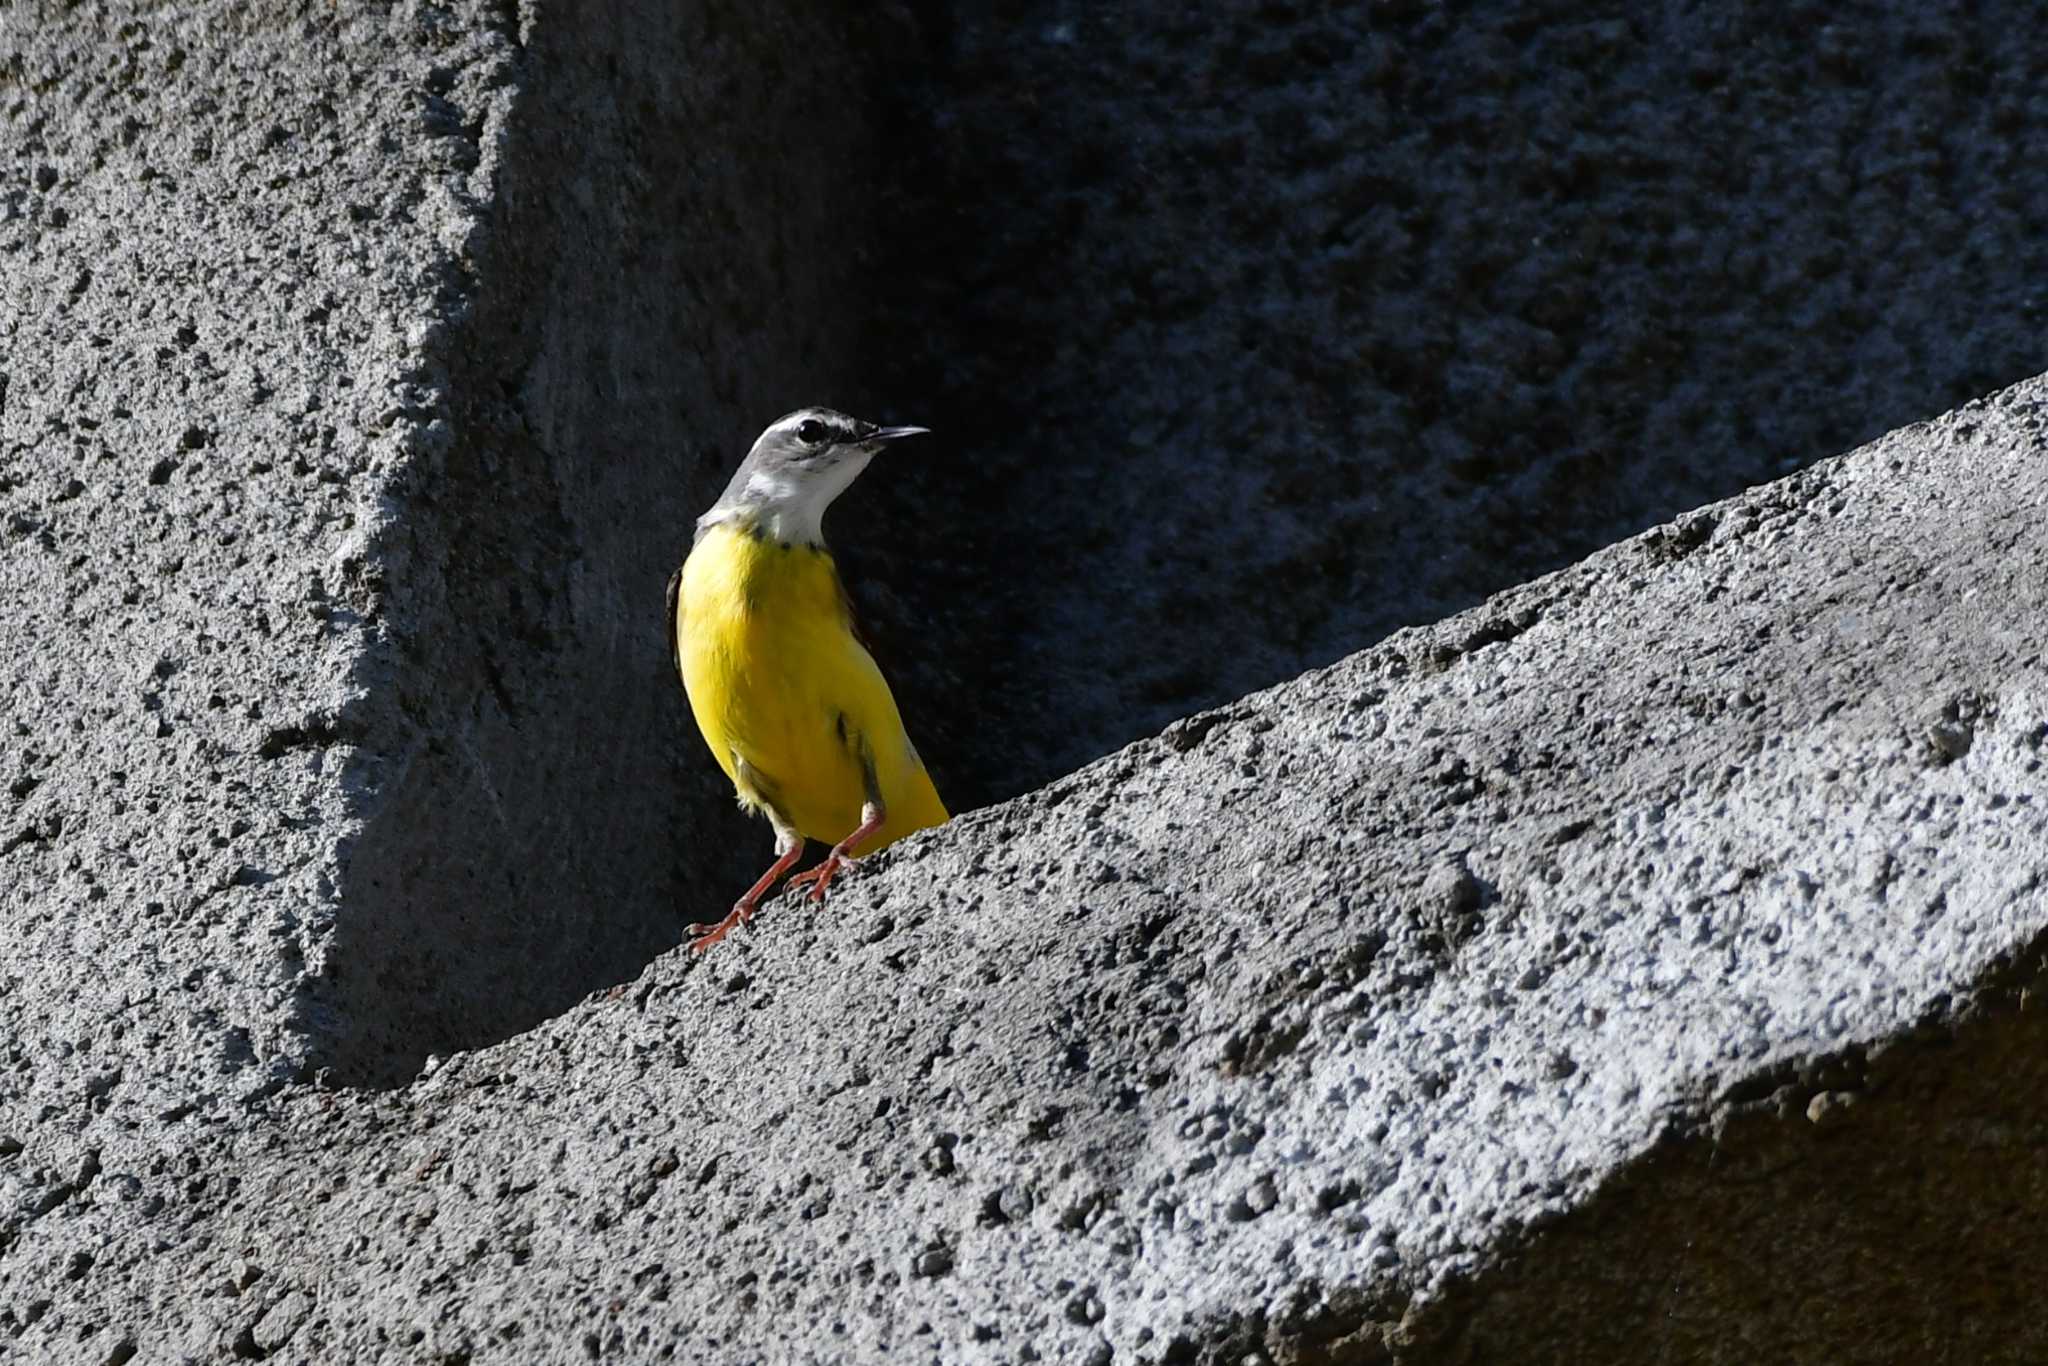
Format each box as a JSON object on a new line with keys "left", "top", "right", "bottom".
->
{"left": 317, "top": 0, "right": 903, "bottom": 1082}
{"left": 2, "top": 0, "right": 523, "bottom": 1152}
{"left": 3, "top": 0, "right": 903, "bottom": 1107}
{"left": 860, "top": 0, "right": 2048, "bottom": 813}
{"left": 10, "top": 367, "right": 2048, "bottom": 1364}
{"left": 4, "top": 0, "right": 2048, "bottom": 1362}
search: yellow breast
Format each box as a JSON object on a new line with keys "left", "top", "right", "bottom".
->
{"left": 675, "top": 523, "right": 947, "bottom": 847}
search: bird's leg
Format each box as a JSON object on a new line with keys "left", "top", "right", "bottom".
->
{"left": 689, "top": 826, "right": 804, "bottom": 953}
{"left": 785, "top": 801, "right": 885, "bottom": 904}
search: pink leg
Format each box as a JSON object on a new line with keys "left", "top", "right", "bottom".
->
{"left": 689, "top": 839, "right": 805, "bottom": 952}
{"left": 785, "top": 803, "right": 885, "bottom": 904}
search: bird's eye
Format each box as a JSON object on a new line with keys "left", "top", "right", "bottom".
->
{"left": 796, "top": 419, "right": 830, "bottom": 444}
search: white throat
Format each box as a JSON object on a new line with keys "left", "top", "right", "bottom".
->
{"left": 752, "top": 494, "right": 828, "bottom": 546}
{"left": 702, "top": 450, "right": 875, "bottom": 546}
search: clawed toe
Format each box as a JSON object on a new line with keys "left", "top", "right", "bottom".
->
{"left": 687, "top": 920, "right": 733, "bottom": 952}
{"left": 688, "top": 902, "right": 755, "bottom": 953}
{"left": 787, "top": 856, "right": 851, "bottom": 903}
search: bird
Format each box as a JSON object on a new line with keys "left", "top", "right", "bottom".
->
{"left": 668, "top": 407, "right": 950, "bottom": 952}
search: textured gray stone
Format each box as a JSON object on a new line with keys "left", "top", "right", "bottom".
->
{"left": 1, "top": 0, "right": 897, "bottom": 1117}
{"left": 11, "top": 371, "right": 2048, "bottom": 1360}
{"left": 862, "top": 1, "right": 2048, "bottom": 814}
{"left": 1, "top": 0, "right": 521, "bottom": 1155}
{"left": 6, "top": 1, "right": 2048, "bottom": 1362}
{"left": 314, "top": 0, "right": 897, "bottom": 1082}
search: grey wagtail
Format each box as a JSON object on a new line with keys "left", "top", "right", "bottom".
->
{"left": 668, "top": 408, "right": 949, "bottom": 952}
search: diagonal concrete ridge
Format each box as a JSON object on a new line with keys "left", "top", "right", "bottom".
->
{"left": 7, "top": 2, "right": 2048, "bottom": 1361}
{"left": 376, "top": 381, "right": 2039, "bottom": 1365}
{"left": 13, "top": 373, "right": 2047, "bottom": 1360}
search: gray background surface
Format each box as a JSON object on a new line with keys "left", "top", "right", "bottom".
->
{"left": 3, "top": 1, "right": 2045, "bottom": 1362}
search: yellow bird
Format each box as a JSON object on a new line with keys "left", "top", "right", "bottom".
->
{"left": 668, "top": 408, "right": 949, "bottom": 951}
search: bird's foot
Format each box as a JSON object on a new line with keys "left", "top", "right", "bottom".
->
{"left": 786, "top": 806, "right": 883, "bottom": 906}
{"left": 687, "top": 899, "right": 758, "bottom": 953}
{"left": 785, "top": 853, "right": 855, "bottom": 903}
{"left": 690, "top": 839, "right": 808, "bottom": 952}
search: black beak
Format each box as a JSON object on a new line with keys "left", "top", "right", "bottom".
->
{"left": 865, "top": 425, "right": 930, "bottom": 445}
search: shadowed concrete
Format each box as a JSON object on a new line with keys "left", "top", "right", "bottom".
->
{"left": 312, "top": 0, "right": 902, "bottom": 1083}
{"left": 4, "top": 1, "right": 2048, "bottom": 1361}
{"left": 7, "top": 371, "right": 2045, "bottom": 1363}
{"left": 860, "top": 0, "right": 2048, "bottom": 812}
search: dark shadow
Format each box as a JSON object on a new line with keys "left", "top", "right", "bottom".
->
{"left": 851, "top": 1, "right": 2048, "bottom": 814}
{"left": 1158, "top": 933, "right": 2048, "bottom": 1361}
{"left": 311, "top": 1, "right": 2048, "bottom": 1083}
{"left": 1403, "top": 940, "right": 2048, "bottom": 1362}
{"left": 312, "top": 0, "right": 908, "bottom": 1085}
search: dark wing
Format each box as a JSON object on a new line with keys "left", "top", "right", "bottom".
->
{"left": 665, "top": 564, "right": 685, "bottom": 691}
{"left": 828, "top": 559, "right": 877, "bottom": 656}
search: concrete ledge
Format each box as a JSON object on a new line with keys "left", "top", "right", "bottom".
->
{"left": 6, "top": 2, "right": 2048, "bottom": 1362}
{"left": 11, "top": 374, "right": 2045, "bottom": 1359}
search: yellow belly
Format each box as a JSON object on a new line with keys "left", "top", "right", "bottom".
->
{"left": 675, "top": 523, "right": 948, "bottom": 848}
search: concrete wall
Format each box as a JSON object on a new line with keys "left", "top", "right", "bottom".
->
{"left": 4, "top": 1, "right": 2046, "bottom": 1361}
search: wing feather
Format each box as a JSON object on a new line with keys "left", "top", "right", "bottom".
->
{"left": 665, "top": 563, "right": 685, "bottom": 692}
{"left": 828, "top": 560, "right": 876, "bottom": 655}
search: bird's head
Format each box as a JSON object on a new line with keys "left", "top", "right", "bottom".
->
{"left": 700, "top": 407, "right": 929, "bottom": 546}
